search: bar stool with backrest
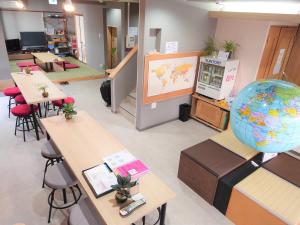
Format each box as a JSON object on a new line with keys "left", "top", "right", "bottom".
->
{"left": 44, "top": 161, "right": 82, "bottom": 223}
{"left": 3, "top": 87, "right": 21, "bottom": 118}
{"left": 11, "top": 104, "right": 43, "bottom": 142}
{"left": 41, "top": 141, "right": 63, "bottom": 188}
{"left": 69, "top": 198, "right": 104, "bottom": 225}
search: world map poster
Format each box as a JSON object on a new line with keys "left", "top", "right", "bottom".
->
{"left": 147, "top": 56, "right": 198, "bottom": 97}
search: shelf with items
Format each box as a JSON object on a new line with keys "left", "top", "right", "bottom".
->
{"left": 43, "top": 12, "right": 72, "bottom": 56}
{"left": 190, "top": 93, "right": 231, "bottom": 131}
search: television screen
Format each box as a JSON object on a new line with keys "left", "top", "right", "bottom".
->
{"left": 5, "top": 39, "right": 20, "bottom": 52}
{"left": 20, "top": 32, "right": 47, "bottom": 47}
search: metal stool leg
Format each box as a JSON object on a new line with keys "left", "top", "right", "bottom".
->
{"left": 48, "top": 189, "right": 55, "bottom": 223}
{"left": 22, "top": 118, "right": 26, "bottom": 142}
{"left": 14, "top": 117, "right": 18, "bottom": 135}
{"left": 62, "top": 189, "right": 67, "bottom": 204}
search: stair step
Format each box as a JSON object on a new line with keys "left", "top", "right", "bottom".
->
{"left": 119, "top": 107, "right": 135, "bottom": 124}
{"left": 120, "top": 98, "right": 136, "bottom": 117}
{"left": 128, "top": 89, "right": 136, "bottom": 99}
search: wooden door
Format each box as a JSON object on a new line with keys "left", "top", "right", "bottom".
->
{"left": 257, "top": 26, "right": 297, "bottom": 80}
{"left": 284, "top": 27, "right": 300, "bottom": 85}
{"left": 106, "top": 26, "right": 118, "bottom": 69}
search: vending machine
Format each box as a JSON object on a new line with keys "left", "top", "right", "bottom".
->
{"left": 196, "top": 56, "right": 239, "bottom": 100}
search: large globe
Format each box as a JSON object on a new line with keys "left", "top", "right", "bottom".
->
{"left": 230, "top": 80, "right": 300, "bottom": 153}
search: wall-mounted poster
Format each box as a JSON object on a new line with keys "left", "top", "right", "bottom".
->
{"left": 143, "top": 52, "right": 202, "bottom": 104}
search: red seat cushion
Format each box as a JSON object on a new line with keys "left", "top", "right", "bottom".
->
{"left": 3, "top": 87, "right": 21, "bottom": 97}
{"left": 65, "top": 63, "right": 79, "bottom": 69}
{"left": 11, "top": 104, "right": 38, "bottom": 117}
{"left": 15, "top": 94, "right": 26, "bottom": 104}
{"left": 16, "top": 61, "right": 36, "bottom": 67}
{"left": 55, "top": 61, "right": 70, "bottom": 66}
{"left": 52, "top": 97, "right": 75, "bottom": 107}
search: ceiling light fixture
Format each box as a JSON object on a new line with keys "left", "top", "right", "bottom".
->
{"left": 64, "top": 0, "right": 75, "bottom": 12}
{"left": 16, "top": 0, "right": 25, "bottom": 9}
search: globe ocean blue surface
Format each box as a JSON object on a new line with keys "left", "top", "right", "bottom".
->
{"left": 230, "top": 80, "right": 300, "bottom": 153}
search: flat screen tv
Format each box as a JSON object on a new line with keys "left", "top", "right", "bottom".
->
{"left": 5, "top": 39, "right": 21, "bottom": 52}
{"left": 20, "top": 32, "right": 47, "bottom": 48}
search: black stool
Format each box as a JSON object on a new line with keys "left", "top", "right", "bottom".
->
{"left": 45, "top": 162, "right": 82, "bottom": 223}
{"left": 41, "top": 141, "right": 63, "bottom": 188}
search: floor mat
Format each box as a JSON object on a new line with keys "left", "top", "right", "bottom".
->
{"left": 9, "top": 56, "right": 105, "bottom": 82}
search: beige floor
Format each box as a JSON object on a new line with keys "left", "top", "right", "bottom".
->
{"left": 0, "top": 79, "right": 233, "bottom": 225}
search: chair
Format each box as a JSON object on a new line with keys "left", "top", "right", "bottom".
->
{"left": 3, "top": 87, "right": 21, "bottom": 118}
{"left": 52, "top": 97, "right": 75, "bottom": 115}
{"left": 44, "top": 162, "right": 82, "bottom": 223}
{"left": 69, "top": 198, "right": 104, "bottom": 225}
{"left": 11, "top": 104, "right": 43, "bottom": 142}
{"left": 41, "top": 141, "right": 63, "bottom": 188}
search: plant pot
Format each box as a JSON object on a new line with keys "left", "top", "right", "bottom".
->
{"left": 115, "top": 192, "right": 128, "bottom": 204}
{"left": 65, "top": 114, "right": 73, "bottom": 120}
{"left": 42, "top": 92, "right": 49, "bottom": 98}
{"left": 227, "top": 51, "right": 233, "bottom": 59}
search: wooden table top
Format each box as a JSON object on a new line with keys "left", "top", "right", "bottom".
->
{"left": 235, "top": 168, "right": 300, "bottom": 225}
{"left": 11, "top": 71, "right": 66, "bottom": 104}
{"left": 32, "top": 52, "right": 65, "bottom": 63}
{"left": 210, "top": 129, "right": 259, "bottom": 160}
{"left": 41, "top": 111, "right": 176, "bottom": 225}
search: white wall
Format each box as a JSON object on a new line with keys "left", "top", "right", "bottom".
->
{"left": 1, "top": 11, "right": 44, "bottom": 40}
{"left": 136, "top": 0, "right": 217, "bottom": 130}
{"left": 0, "top": 20, "right": 10, "bottom": 80}
{"left": 76, "top": 4, "right": 105, "bottom": 70}
{"left": 214, "top": 18, "right": 270, "bottom": 93}
{"left": 106, "top": 8, "right": 122, "bottom": 63}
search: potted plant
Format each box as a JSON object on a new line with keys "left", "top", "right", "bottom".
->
{"left": 223, "top": 40, "right": 238, "bottom": 59}
{"left": 24, "top": 66, "right": 32, "bottom": 75}
{"left": 111, "top": 175, "right": 137, "bottom": 204}
{"left": 204, "top": 36, "right": 218, "bottom": 57}
{"left": 62, "top": 103, "right": 77, "bottom": 120}
{"left": 38, "top": 85, "right": 49, "bottom": 98}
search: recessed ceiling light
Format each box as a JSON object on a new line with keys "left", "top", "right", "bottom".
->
{"left": 16, "top": 0, "right": 25, "bottom": 9}
{"left": 64, "top": 0, "right": 75, "bottom": 12}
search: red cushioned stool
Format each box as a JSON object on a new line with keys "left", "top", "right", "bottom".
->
{"left": 3, "top": 87, "right": 21, "bottom": 118}
{"left": 11, "top": 104, "right": 43, "bottom": 142}
{"left": 15, "top": 94, "right": 26, "bottom": 105}
{"left": 51, "top": 97, "right": 75, "bottom": 115}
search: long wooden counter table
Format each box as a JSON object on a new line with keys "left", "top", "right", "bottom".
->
{"left": 41, "top": 111, "right": 175, "bottom": 225}
{"left": 11, "top": 71, "right": 66, "bottom": 140}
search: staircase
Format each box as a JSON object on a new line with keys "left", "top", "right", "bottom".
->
{"left": 119, "top": 89, "right": 136, "bottom": 123}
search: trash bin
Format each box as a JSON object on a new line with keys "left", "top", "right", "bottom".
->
{"left": 179, "top": 103, "right": 191, "bottom": 122}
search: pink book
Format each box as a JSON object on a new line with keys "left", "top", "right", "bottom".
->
{"left": 117, "top": 160, "right": 149, "bottom": 180}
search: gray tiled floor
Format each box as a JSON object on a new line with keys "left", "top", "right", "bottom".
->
{"left": 0, "top": 79, "right": 233, "bottom": 225}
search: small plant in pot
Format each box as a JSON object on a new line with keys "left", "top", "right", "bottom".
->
{"left": 24, "top": 66, "right": 32, "bottom": 75}
{"left": 111, "top": 175, "right": 137, "bottom": 204}
{"left": 223, "top": 40, "right": 239, "bottom": 59}
{"left": 62, "top": 103, "right": 77, "bottom": 120}
{"left": 204, "top": 36, "right": 218, "bottom": 57}
{"left": 38, "top": 85, "right": 49, "bottom": 98}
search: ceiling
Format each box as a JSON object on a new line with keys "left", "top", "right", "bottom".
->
{"left": 0, "top": 0, "right": 139, "bottom": 9}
